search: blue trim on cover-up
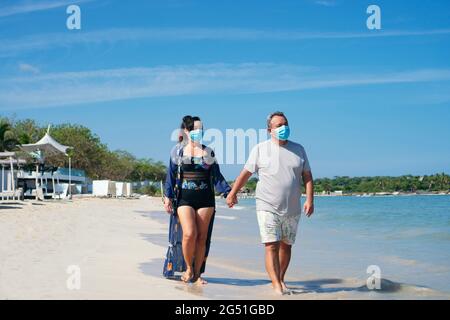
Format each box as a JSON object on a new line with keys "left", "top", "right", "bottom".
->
{"left": 162, "top": 143, "right": 230, "bottom": 278}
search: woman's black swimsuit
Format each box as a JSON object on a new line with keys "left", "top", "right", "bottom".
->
{"left": 178, "top": 156, "right": 215, "bottom": 210}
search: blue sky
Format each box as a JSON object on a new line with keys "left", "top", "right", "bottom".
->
{"left": 0, "top": 0, "right": 449, "bottom": 178}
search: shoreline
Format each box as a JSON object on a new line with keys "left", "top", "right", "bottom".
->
{"left": 1, "top": 196, "right": 449, "bottom": 300}
{"left": 235, "top": 192, "right": 450, "bottom": 198}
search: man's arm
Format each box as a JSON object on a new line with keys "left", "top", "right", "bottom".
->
{"left": 226, "top": 169, "right": 253, "bottom": 208}
{"left": 302, "top": 170, "right": 314, "bottom": 217}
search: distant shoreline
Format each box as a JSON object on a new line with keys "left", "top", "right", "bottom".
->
{"left": 234, "top": 191, "right": 450, "bottom": 199}
{"left": 315, "top": 192, "right": 450, "bottom": 197}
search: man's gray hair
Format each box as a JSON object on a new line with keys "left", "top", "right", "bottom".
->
{"left": 267, "top": 111, "right": 288, "bottom": 129}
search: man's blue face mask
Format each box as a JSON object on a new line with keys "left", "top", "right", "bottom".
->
{"left": 273, "top": 125, "right": 290, "bottom": 141}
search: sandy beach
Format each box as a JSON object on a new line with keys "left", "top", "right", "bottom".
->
{"left": 0, "top": 197, "right": 201, "bottom": 300}
{"left": 1, "top": 197, "right": 448, "bottom": 300}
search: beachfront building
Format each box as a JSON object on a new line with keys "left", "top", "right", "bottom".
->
{"left": 317, "top": 190, "right": 344, "bottom": 196}
{"left": 17, "top": 167, "right": 88, "bottom": 199}
{"left": 1, "top": 152, "right": 89, "bottom": 202}
{"left": 18, "top": 126, "right": 88, "bottom": 199}
{"left": 93, "top": 180, "right": 133, "bottom": 197}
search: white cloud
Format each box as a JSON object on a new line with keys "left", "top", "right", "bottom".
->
{"left": 1, "top": 63, "right": 450, "bottom": 110}
{"left": 18, "top": 63, "right": 40, "bottom": 74}
{"left": 0, "top": 0, "right": 91, "bottom": 18}
{"left": 314, "top": 1, "right": 336, "bottom": 7}
{"left": 1, "top": 27, "right": 450, "bottom": 57}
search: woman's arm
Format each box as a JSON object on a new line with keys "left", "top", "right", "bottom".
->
{"left": 212, "top": 161, "right": 231, "bottom": 197}
{"left": 204, "top": 146, "right": 231, "bottom": 197}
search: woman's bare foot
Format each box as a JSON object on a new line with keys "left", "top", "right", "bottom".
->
{"left": 274, "top": 289, "right": 283, "bottom": 295}
{"left": 271, "top": 283, "right": 291, "bottom": 295}
{"left": 272, "top": 283, "right": 285, "bottom": 295}
{"left": 193, "top": 274, "right": 208, "bottom": 285}
{"left": 281, "top": 281, "right": 288, "bottom": 291}
{"left": 181, "top": 269, "right": 194, "bottom": 283}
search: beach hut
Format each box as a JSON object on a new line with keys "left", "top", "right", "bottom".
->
{"left": 115, "top": 182, "right": 124, "bottom": 197}
{"left": 0, "top": 152, "right": 25, "bottom": 201}
{"left": 92, "top": 180, "right": 117, "bottom": 197}
{"left": 20, "top": 126, "right": 72, "bottom": 200}
{"left": 124, "top": 183, "right": 132, "bottom": 197}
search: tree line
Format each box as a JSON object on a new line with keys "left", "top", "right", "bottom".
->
{"left": 0, "top": 117, "right": 166, "bottom": 194}
{"left": 241, "top": 173, "right": 450, "bottom": 194}
{"left": 240, "top": 175, "right": 449, "bottom": 194}
{"left": 313, "top": 174, "right": 449, "bottom": 194}
{"left": 2, "top": 117, "right": 448, "bottom": 196}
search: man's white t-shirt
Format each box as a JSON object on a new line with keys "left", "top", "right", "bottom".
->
{"left": 244, "top": 139, "right": 311, "bottom": 216}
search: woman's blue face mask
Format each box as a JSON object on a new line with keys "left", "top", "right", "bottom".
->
{"left": 189, "top": 129, "right": 203, "bottom": 142}
{"left": 273, "top": 125, "right": 290, "bottom": 141}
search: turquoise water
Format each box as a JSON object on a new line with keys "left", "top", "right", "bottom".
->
{"left": 211, "top": 195, "right": 450, "bottom": 296}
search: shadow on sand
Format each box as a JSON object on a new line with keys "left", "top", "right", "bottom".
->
{"left": 140, "top": 255, "right": 404, "bottom": 296}
{"left": 0, "top": 202, "right": 27, "bottom": 209}
{"left": 205, "top": 277, "right": 403, "bottom": 294}
{"left": 0, "top": 205, "right": 23, "bottom": 209}
{"left": 140, "top": 233, "right": 167, "bottom": 247}
{"left": 138, "top": 226, "right": 405, "bottom": 296}
{"left": 0, "top": 201, "right": 48, "bottom": 209}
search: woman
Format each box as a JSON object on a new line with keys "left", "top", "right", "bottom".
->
{"left": 163, "top": 115, "right": 231, "bottom": 285}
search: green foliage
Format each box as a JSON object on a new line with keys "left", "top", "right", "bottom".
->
{"left": 129, "top": 158, "right": 166, "bottom": 182}
{"left": 238, "top": 174, "right": 449, "bottom": 194}
{"left": 4, "top": 117, "right": 448, "bottom": 195}
{"left": 314, "top": 174, "right": 449, "bottom": 194}
{"left": 243, "top": 177, "right": 258, "bottom": 193}
{"left": 2, "top": 117, "right": 167, "bottom": 183}
{"left": 137, "top": 184, "right": 162, "bottom": 196}
{"left": 0, "top": 119, "right": 20, "bottom": 152}
{"left": 45, "top": 123, "right": 111, "bottom": 179}
{"left": 11, "top": 118, "right": 45, "bottom": 145}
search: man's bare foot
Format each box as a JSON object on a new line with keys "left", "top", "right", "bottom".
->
{"left": 181, "top": 269, "right": 194, "bottom": 283}
{"left": 281, "top": 281, "right": 288, "bottom": 291}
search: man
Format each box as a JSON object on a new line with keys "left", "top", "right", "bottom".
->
{"left": 226, "top": 111, "right": 314, "bottom": 295}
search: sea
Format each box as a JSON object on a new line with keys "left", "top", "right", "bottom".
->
{"left": 140, "top": 195, "right": 450, "bottom": 299}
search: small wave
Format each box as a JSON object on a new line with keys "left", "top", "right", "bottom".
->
{"left": 216, "top": 204, "right": 247, "bottom": 211}
{"left": 216, "top": 215, "right": 237, "bottom": 220}
{"left": 383, "top": 255, "right": 418, "bottom": 266}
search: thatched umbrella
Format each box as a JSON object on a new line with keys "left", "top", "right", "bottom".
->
{"left": 20, "top": 126, "right": 72, "bottom": 200}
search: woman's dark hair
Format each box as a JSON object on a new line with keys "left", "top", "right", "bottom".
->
{"left": 179, "top": 115, "right": 201, "bottom": 143}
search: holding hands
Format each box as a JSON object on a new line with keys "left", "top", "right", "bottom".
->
{"left": 226, "top": 192, "right": 238, "bottom": 208}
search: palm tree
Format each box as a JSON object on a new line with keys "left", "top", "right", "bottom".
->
{"left": 440, "top": 172, "right": 449, "bottom": 191}
{"left": 0, "top": 120, "right": 20, "bottom": 152}
{"left": 17, "top": 132, "right": 32, "bottom": 144}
